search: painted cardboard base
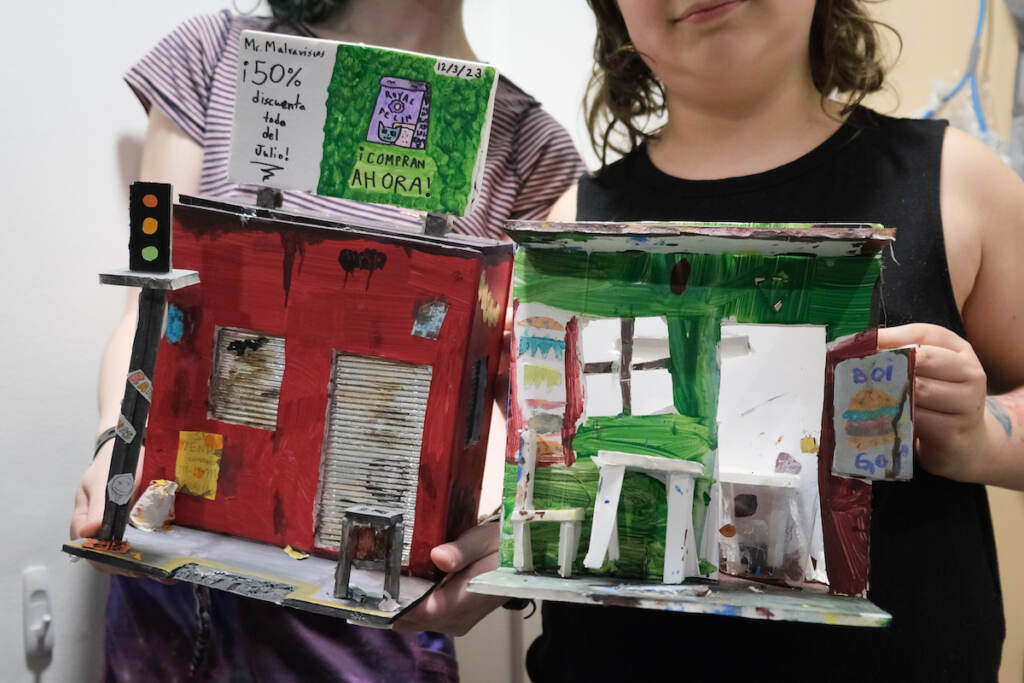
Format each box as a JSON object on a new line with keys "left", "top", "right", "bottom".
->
{"left": 469, "top": 568, "right": 890, "bottom": 628}
{"left": 64, "top": 525, "right": 436, "bottom": 627}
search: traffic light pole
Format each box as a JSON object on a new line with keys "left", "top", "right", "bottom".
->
{"left": 96, "top": 287, "right": 167, "bottom": 542}
{"left": 85, "top": 182, "right": 198, "bottom": 550}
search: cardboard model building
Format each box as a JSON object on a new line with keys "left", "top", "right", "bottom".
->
{"left": 65, "top": 194, "right": 513, "bottom": 624}
{"left": 64, "top": 32, "right": 509, "bottom": 626}
{"left": 469, "top": 221, "right": 915, "bottom": 628}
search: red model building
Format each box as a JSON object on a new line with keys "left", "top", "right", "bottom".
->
{"left": 140, "top": 196, "right": 512, "bottom": 577}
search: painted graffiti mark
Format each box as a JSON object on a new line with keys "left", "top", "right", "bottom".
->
{"left": 226, "top": 336, "right": 270, "bottom": 357}
{"left": 478, "top": 273, "right": 501, "bottom": 326}
{"left": 338, "top": 248, "right": 388, "bottom": 286}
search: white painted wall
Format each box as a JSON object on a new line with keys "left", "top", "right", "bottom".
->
{"left": 0, "top": 2, "right": 594, "bottom": 682}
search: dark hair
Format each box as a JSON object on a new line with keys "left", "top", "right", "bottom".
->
{"left": 265, "top": 0, "right": 347, "bottom": 24}
{"left": 584, "top": 0, "right": 896, "bottom": 165}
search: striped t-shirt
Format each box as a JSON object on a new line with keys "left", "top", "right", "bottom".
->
{"left": 111, "top": 12, "right": 583, "bottom": 683}
{"left": 124, "top": 10, "right": 585, "bottom": 238}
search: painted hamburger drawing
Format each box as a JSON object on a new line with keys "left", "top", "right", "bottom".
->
{"left": 842, "top": 387, "right": 900, "bottom": 450}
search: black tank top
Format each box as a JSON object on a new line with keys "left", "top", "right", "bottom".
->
{"left": 526, "top": 108, "right": 1004, "bottom": 683}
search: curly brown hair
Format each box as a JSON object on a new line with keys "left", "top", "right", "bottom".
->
{"left": 584, "top": 0, "right": 896, "bottom": 165}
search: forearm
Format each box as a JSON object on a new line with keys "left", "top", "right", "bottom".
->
{"left": 97, "top": 290, "right": 140, "bottom": 434}
{"left": 978, "top": 391, "right": 1024, "bottom": 490}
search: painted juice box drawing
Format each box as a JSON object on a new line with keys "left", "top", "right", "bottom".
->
{"left": 229, "top": 30, "right": 497, "bottom": 216}
{"left": 368, "top": 77, "right": 431, "bottom": 149}
{"left": 469, "top": 221, "right": 916, "bottom": 628}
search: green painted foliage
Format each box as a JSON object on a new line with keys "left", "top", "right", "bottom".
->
{"left": 318, "top": 46, "right": 495, "bottom": 214}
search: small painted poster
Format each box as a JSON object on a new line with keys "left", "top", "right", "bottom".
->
{"left": 831, "top": 348, "right": 914, "bottom": 481}
{"left": 229, "top": 30, "right": 497, "bottom": 216}
{"left": 175, "top": 431, "right": 224, "bottom": 500}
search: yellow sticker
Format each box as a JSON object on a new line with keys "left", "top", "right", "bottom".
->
{"left": 800, "top": 435, "right": 819, "bottom": 454}
{"left": 283, "top": 545, "right": 310, "bottom": 560}
{"left": 175, "top": 431, "right": 223, "bottom": 500}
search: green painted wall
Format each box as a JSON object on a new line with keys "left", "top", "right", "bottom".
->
{"left": 501, "top": 242, "right": 882, "bottom": 579}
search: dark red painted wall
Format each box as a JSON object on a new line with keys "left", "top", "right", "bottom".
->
{"left": 143, "top": 205, "right": 511, "bottom": 576}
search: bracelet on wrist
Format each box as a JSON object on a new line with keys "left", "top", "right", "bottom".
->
{"left": 94, "top": 426, "right": 117, "bottom": 460}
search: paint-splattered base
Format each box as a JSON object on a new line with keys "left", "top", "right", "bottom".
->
{"left": 469, "top": 568, "right": 890, "bottom": 628}
{"left": 64, "top": 525, "right": 436, "bottom": 627}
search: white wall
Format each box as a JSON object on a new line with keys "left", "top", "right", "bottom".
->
{"left": 0, "top": 2, "right": 595, "bottom": 682}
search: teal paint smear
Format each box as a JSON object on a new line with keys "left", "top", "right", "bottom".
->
{"left": 166, "top": 304, "right": 184, "bottom": 344}
{"left": 842, "top": 406, "right": 901, "bottom": 421}
{"left": 519, "top": 334, "right": 565, "bottom": 359}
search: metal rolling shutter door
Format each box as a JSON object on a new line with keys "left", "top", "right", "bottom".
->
{"left": 315, "top": 353, "right": 433, "bottom": 563}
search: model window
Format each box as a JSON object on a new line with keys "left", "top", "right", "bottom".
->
{"left": 208, "top": 327, "right": 286, "bottom": 430}
{"left": 580, "top": 316, "right": 673, "bottom": 417}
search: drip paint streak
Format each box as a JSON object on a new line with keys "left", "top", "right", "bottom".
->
{"left": 279, "top": 231, "right": 307, "bottom": 304}
{"left": 562, "top": 317, "right": 583, "bottom": 467}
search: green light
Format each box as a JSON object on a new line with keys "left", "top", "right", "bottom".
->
{"left": 141, "top": 246, "right": 159, "bottom": 262}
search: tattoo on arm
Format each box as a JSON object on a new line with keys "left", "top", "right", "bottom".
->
{"left": 987, "top": 396, "right": 1014, "bottom": 437}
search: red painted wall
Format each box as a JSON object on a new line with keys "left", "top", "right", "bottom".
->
{"left": 143, "top": 203, "right": 510, "bottom": 576}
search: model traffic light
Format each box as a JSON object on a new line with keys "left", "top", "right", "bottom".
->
{"left": 129, "top": 182, "right": 172, "bottom": 273}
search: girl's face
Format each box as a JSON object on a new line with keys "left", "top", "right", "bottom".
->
{"left": 616, "top": 0, "right": 817, "bottom": 108}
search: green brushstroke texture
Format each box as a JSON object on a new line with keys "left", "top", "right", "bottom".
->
{"left": 318, "top": 46, "right": 495, "bottom": 214}
{"left": 513, "top": 249, "right": 880, "bottom": 338}
{"left": 572, "top": 415, "right": 711, "bottom": 462}
{"left": 501, "top": 243, "right": 882, "bottom": 579}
